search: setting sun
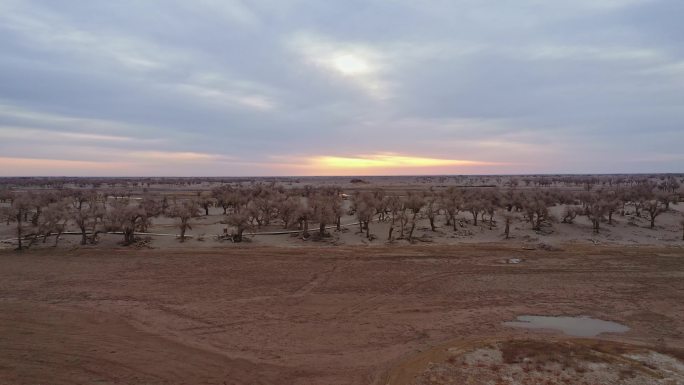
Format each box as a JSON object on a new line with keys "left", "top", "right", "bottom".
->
{"left": 314, "top": 154, "right": 491, "bottom": 168}
{"left": 331, "top": 54, "right": 372, "bottom": 75}
{"left": 291, "top": 153, "right": 501, "bottom": 175}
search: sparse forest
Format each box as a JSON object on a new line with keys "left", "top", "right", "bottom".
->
{"left": 1, "top": 174, "right": 682, "bottom": 250}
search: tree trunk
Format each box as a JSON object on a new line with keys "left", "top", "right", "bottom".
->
{"left": 429, "top": 217, "right": 436, "bottom": 231}
{"left": 533, "top": 215, "right": 542, "bottom": 231}
{"left": 54, "top": 230, "right": 63, "bottom": 247}
{"left": 31, "top": 208, "right": 41, "bottom": 226}
{"left": 127, "top": 229, "right": 136, "bottom": 245}
{"left": 319, "top": 222, "right": 325, "bottom": 236}
{"left": 89, "top": 220, "right": 100, "bottom": 244}
{"left": 235, "top": 228, "right": 244, "bottom": 242}
{"left": 16, "top": 214, "right": 23, "bottom": 251}
{"left": 180, "top": 225, "right": 187, "bottom": 242}
{"left": 471, "top": 211, "right": 478, "bottom": 226}
{"left": 408, "top": 221, "right": 416, "bottom": 242}
{"left": 27, "top": 234, "right": 38, "bottom": 249}
{"left": 388, "top": 225, "right": 394, "bottom": 241}
{"left": 504, "top": 222, "right": 510, "bottom": 239}
{"left": 650, "top": 217, "right": 655, "bottom": 229}
{"left": 79, "top": 223, "right": 87, "bottom": 245}
{"left": 365, "top": 221, "right": 370, "bottom": 239}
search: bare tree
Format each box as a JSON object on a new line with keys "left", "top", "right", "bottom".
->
{"left": 168, "top": 199, "right": 200, "bottom": 242}
{"left": 352, "top": 192, "right": 377, "bottom": 240}
{"left": 372, "top": 189, "right": 388, "bottom": 222}
{"left": 424, "top": 192, "right": 439, "bottom": 231}
{"left": 246, "top": 200, "right": 267, "bottom": 228}
{"left": 69, "top": 190, "right": 103, "bottom": 245}
{"left": 27, "top": 191, "right": 55, "bottom": 227}
{"left": 160, "top": 195, "right": 170, "bottom": 214}
{"left": 275, "top": 194, "right": 299, "bottom": 229}
{"left": 626, "top": 184, "right": 655, "bottom": 217}
{"left": 295, "top": 201, "right": 314, "bottom": 238}
{"left": 592, "top": 189, "right": 619, "bottom": 225}
{"left": 0, "top": 188, "right": 12, "bottom": 204}
{"left": 397, "top": 204, "right": 410, "bottom": 239}
{"left": 502, "top": 212, "right": 519, "bottom": 239}
{"left": 139, "top": 195, "right": 163, "bottom": 232}
{"left": 246, "top": 188, "right": 277, "bottom": 229}
{"left": 441, "top": 187, "right": 463, "bottom": 231}
{"left": 310, "top": 188, "right": 342, "bottom": 236}
{"left": 40, "top": 201, "right": 69, "bottom": 246}
{"left": 656, "top": 192, "right": 676, "bottom": 211}
{"left": 561, "top": 206, "right": 580, "bottom": 224}
{"left": 197, "top": 191, "right": 215, "bottom": 216}
{"left": 212, "top": 185, "right": 233, "bottom": 214}
{"left": 386, "top": 195, "right": 402, "bottom": 241}
{"left": 226, "top": 211, "right": 252, "bottom": 242}
{"left": 331, "top": 193, "right": 344, "bottom": 231}
{"left": 584, "top": 202, "right": 607, "bottom": 234}
{"left": 644, "top": 200, "right": 666, "bottom": 229}
{"left": 311, "top": 196, "right": 333, "bottom": 237}
{"left": 107, "top": 196, "right": 160, "bottom": 245}
{"left": 464, "top": 198, "right": 483, "bottom": 226}
{"left": 522, "top": 191, "right": 552, "bottom": 231}
{"left": 404, "top": 192, "right": 425, "bottom": 242}
{"left": 483, "top": 201, "right": 496, "bottom": 230}
{"left": 604, "top": 198, "right": 619, "bottom": 225}
{"left": 661, "top": 176, "right": 680, "bottom": 194}
{"left": 25, "top": 199, "right": 67, "bottom": 248}
{"left": 1, "top": 193, "right": 32, "bottom": 250}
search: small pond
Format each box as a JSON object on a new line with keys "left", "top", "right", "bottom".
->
{"left": 504, "top": 315, "right": 629, "bottom": 337}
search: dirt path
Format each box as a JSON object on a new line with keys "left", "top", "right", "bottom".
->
{"left": 0, "top": 243, "right": 682, "bottom": 384}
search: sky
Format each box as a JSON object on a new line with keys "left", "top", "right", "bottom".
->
{"left": 0, "top": 0, "right": 682, "bottom": 176}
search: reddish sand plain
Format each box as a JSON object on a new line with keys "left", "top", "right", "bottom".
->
{"left": 1, "top": 243, "right": 683, "bottom": 384}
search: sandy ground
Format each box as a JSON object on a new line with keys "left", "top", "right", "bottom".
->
{"left": 1, "top": 243, "right": 683, "bottom": 384}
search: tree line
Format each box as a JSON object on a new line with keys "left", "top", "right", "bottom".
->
{"left": 1, "top": 177, "right": 682, "bottom": 250}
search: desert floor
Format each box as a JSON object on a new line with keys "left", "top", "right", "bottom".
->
{"left": 1, "top": 243, "right": 683, "bottom": 384}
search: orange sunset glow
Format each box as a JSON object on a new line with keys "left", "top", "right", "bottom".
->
{"left": 299, "top": 154, "right": 503, "bottom": 175}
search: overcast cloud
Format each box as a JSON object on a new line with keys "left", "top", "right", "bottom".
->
{"left": 0, "top": 0, "right": 682, "bottom": 176}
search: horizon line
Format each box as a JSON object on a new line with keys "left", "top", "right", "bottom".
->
{"left": 1, "top": 172, "right": 682, "bottom": 179}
